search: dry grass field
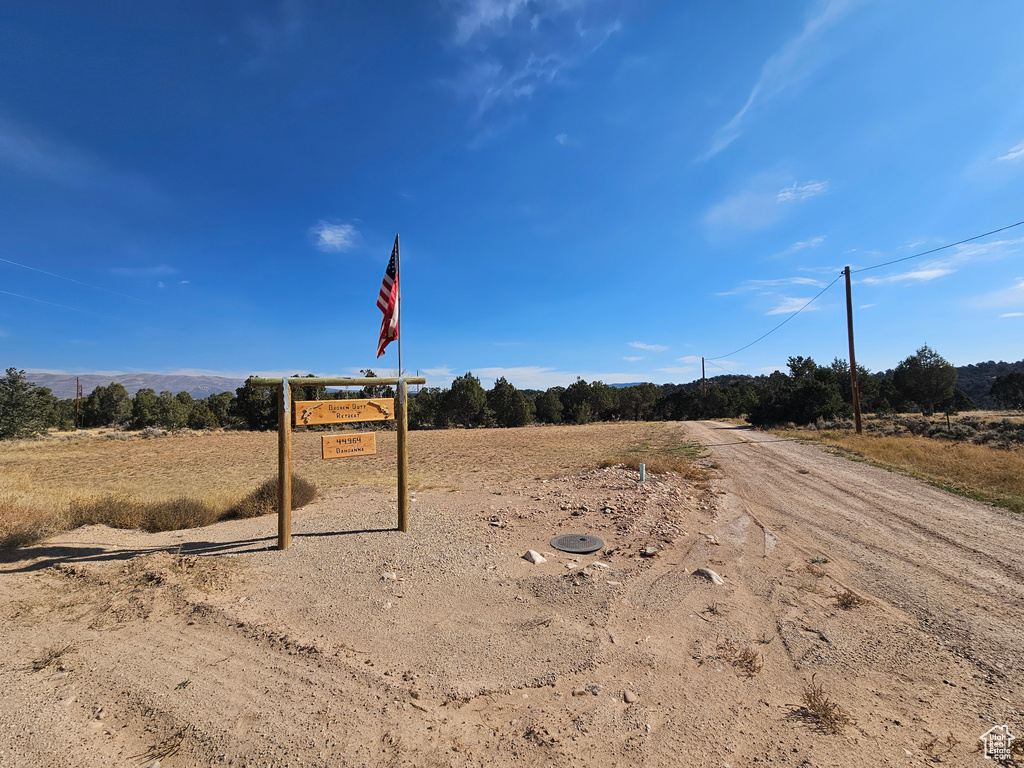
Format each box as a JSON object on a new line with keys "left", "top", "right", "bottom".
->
{"left": 773, "top": 426, "right": 1024, "bottom": 513}
{"left": 0, "top": 423, "right": 699, "bottom": 549}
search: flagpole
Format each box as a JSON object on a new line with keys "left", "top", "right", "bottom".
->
{"left": 395, "top": 233, "right": 402, "bottom": 378}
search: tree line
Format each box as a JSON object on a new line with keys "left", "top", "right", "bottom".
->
{"left": 2, "top": 347, "right": 1023, "bottom": 440}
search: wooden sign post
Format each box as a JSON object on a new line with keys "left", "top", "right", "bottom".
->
{"left": 250, "top": 375, "right": 426, "bottom": 549}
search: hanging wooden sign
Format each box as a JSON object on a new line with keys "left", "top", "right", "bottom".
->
{"left": 322, "top": 432, "right": 377, "bottom": 459}
{"left": 295, "top": 398, "right": 394, "bottom": 426}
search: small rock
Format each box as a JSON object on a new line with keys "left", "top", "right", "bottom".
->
{"left": 693, "top": 568, "right": 725, "bottom": 585}
{"left": 624, "top": 690, "right": 638, "bottom": 704}
{"left": 381, "top": 572, "right": 397, "bottom": 581}
{"left": 640, "top": 546, "right": 658, "bottom": 558}
{"left": 589, "top": 561, "right": 611, "bottom": 570}
{"left": 523, "top": 550, "right": 546, "bottom": 564}
{"left": 572, "top": 688, "right": 588, "bottom": 697}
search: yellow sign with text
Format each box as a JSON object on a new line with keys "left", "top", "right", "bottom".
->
{"left": 322, "top": 432, "right": 376, "bottom": 459}
{"left": 295, "top": 398, "right": 394, "bottom": 426}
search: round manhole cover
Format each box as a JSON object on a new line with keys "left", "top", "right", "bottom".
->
{"left": 550, "top": 533, "right": 604, "bottom": 554}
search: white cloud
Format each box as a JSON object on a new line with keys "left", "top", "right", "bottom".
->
{"left": 655, "top": 366, "right": 697, "bottom": 375}
{"left": 555, "top": 133, "right": 568, "bottom": 145}
{"left": 792, "top": 236, "right": 826, "bottom": 250}
{"left": 717, "top": 276, "right": 824, "bottom": 295}
{"left": 453, "top": 0, "right": 531, "bottom": 44}
{"left": 623, "top": 356, "right": 644, "bottom": 362}
{"left": 0, "top": 114, "right": 161, "bottom": 202}
{"left": 1001, "top": 312, "right": 1024, "bottom": 318}
{"left": 705, "top": 0, "right": 856, "bottom": 157}
{"left": 706, "top": 177, "right": 829, "bottom": 232}
{"left": 973, "top": 277, "right": 1024, "bottom": 309}
{"left": 629, "top": 341, "right": 668, "bottom": 352}
{"left": 676, "top": 355, "right": 702, "bottom": 364}
{"left": 765, "top": 296, "right": 820, "bottom": 315}
{"left": 311, "top": 221, "right": 359, "bottom": 253}
{"left": 448, "top": 3, "right": 620, "bottom": 118}
{"left": 776, "top": 180, "right": 828, "bottom": 202}
{"left": 858, "top": 303, "right": 877, "bottom": 310}
{"left": 996, "top": 140, "right": 1024, "bottom": 162}
{"left": 861, "top": 267, "right": 953, "bottom": 284}
{"left": 110, "top": 265, "right": 176, "bottom": 277}
{"left": 857, "top": 238, "right": 1024, "bottom": 288}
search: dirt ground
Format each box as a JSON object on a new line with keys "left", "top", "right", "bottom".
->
{"left": 1, "top": 421, "right": 1022, "bottom": 767}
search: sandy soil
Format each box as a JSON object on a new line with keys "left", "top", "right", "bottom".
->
{"left": 1, "top": 421, "right": 1021, "bottom": 767}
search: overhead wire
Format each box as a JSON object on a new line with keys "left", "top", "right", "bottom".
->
{"left": 851, "top": 219, "right": 1024, "bottom": 274}
{"left": 708, "top": 272, "right": 844, "bottom": 360}
{"left": 705, "top": 217, "right": 1023, "bottom": 367}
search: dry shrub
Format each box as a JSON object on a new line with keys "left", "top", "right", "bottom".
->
{"left": 0, "top": 495, "right": 66, "bottom": 549}
{"left": 800, "top": 674, "right": 853, "bottom": 734}
{"left": 142, "top": 498, "right": 220, "bottom": 532}
{"left": 834, "top": 588, "right": 866, "bottom": 610}
{"left": 69, "top": 493, "right": 146, "bottom": 530}
{"left": 230, "top": 475, "right": 317, "bottom": 519}
{"left": 717, "top": 638, "right": 764, "bottom": 676}
{"left": 32, "top": 643, "right": 75, "bottom": 672}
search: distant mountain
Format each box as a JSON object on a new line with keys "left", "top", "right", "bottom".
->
{"left": 24, "top": 372, "right": 246, "bottom": 400}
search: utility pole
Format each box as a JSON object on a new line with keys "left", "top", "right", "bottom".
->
{"left": 76, "top": 377, "right": 81, "bottom": 429}
{"left": 701, "top": 357, "right": 706, "bottom": 398}
{"left": 844, "top": 266, "right": 863, "bottom": 435}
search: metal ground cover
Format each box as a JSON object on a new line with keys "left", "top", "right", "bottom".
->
{"left": 550, "top": 533, "right": 604, "bottom": 554}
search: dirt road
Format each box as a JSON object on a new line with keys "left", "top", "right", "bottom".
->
{"left": 1, "top": 422, "right": 1021, "bottom": 767}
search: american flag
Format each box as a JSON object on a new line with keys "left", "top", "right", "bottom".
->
{"left": 376, "top": 235, "right": 399, "bottom": 358}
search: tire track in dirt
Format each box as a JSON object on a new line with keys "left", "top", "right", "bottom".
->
{"left": 683, "top": 421, "right": 1024, "bottom": 683}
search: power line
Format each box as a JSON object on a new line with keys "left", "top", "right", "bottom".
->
{"left": 709, "top": 272, "right": 843, "bottom": 360}
{"left": 851, "top": 219, "right": 1024, "bottom": 274}
{"left": 704, "top": 358, "right": 736, "bottom": 375}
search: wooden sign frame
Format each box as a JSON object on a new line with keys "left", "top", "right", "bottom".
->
{"left": 249, "top": 375, "right": 426, "bottom": 549}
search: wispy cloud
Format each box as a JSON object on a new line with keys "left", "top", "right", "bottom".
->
{"left": 110, "top": 265, "right": 176, "bottom": 277}
{"left": 453, "top": 0, "right": 531, "bottom": 45}
{"left": 629, "top": 341, "right": 667, "bottom": 352}
{"left": 623, "top": 355, "right": 644, "bottom": 362}
{"left": 858, "top": 238, "right": 1024, "bottom": 287}
{"left": 311, "top": 221, "right": 359, "bottom": 252}
{"left": 706, "top": 177, "right": 830, "bottom": 232}
{"left": 554, "top": 133, "right": 569, "bottom": 145}
{"left": 0, "top": 114, "right": 160, "bottom": 202}
{"left": 447, "top": 1, "right": 621, "bottom": 120}
{"left": 776, "top": 180, "right": 828, "bottom": 202}
{"left": 677, "top": 355, "right": 702, "bottom": 364}
{"left": 704, "top": 0, "right": 856, "bottom": 157}
{"left": 765, "top": 296, "right": 820, "bottom": 315}
{"left": 792, "top": 236, "right": 826, "bottom": 250}
{"left": 859, "top": 303, "right": 877, "bottom": 310}
{"left": 972, "top": 277, "right": 1024, "bottom": 310}
{"left": 1001, "top": 312, "right": 1024, "bottom": 318}
{"left": 243, "top": 1, "right": 306, "bottom": 69}
{"left": 861, "top": 267, "right": 953, "bottom": 284}
{"left": 717, "top": 276, "right": 824, "bottom": 296}
{"left": 655, "top": 366, "right": 697, "bottom": 375}
{"left": 996, "top": 140, "right": 1024, "bottom": 162}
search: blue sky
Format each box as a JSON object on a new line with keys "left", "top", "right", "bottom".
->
{"left": 2, "top": 0, "right": 1023, "bottom": 390}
